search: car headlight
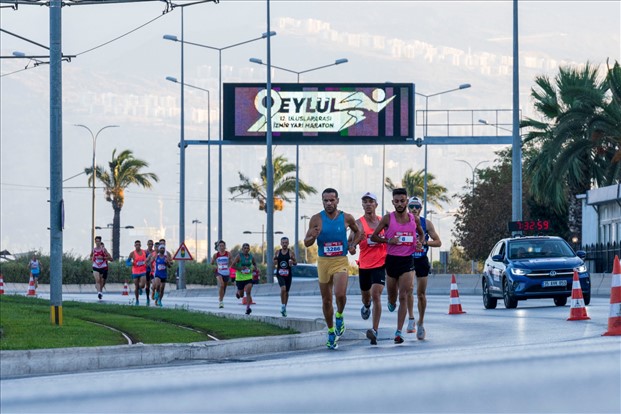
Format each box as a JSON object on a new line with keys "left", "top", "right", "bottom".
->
{"left": 574, "top": 264, "right": 587, "bottom": 273}
{"left": 511, "top": 268, "right": 530, "bottom": 276}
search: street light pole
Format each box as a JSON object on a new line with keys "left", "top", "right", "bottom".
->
{"left": 166, "top": 76, "right": 211, "bottom": 258}
{"left": 192, "top": 219, "right": 201, "bottom": 260}
{"left": 455, "top": 159, "right": 490, "bottom": 198}
{"left": 301, "top": 215, "right": 310, "bottom": 263}
{"left": 74, "top": 124, "right": 119, "bottom": 251}
{"left": 248, "top": 57, "right": 348, "bottom": 261}
{"left": 415, "top": 84, "right": 471, "bottom": 218}
{"left": 163, "top": 32, "right": 276, "bottom": 243}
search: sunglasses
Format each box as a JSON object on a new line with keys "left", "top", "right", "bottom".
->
{"left": 408, "top": 204, "right": 422, "bottom": 210}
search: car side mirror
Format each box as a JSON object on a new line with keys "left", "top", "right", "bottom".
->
{"left": 492, "top": 254, "right": 504, "bottom": 262}
{"left": 576, "top": 250, "right": 586, "bottom": 259}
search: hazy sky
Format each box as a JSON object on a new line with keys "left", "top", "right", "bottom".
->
{"left": 1, "top": 1, "right": 619, "bottom": 261}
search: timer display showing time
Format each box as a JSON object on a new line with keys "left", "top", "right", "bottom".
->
{"left": 508, "top": 220, "right": 551, "bottom": 232}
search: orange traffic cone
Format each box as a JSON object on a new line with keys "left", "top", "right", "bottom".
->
{"left": 0, "top": 274, "right": 4, "bottom": 295}
{"left": 603, "top": 255, "right": 621, "bottom": 336}
{"left": 448, "top": 274, "right": 466, "bottom": 314}
{"left": 567, "top": 270, "right": 590, "bottom": 321}
{"left": 26, "top": 275, "right": 36, "bottom": 296}
{"left": 241, "top": 296, "right": 256, "bottom": 305}
{"left": 122, "top": 281, "right": 129, "bottom": 296}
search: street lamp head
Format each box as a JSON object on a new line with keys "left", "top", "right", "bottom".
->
{"left": 12, "top": 51, "right": 26, "bottom": 57}
{"left": 124, "top": 225, "right": 134, "bottom": 229}
{"left": 261, "top": 31, "right": 277, "bottom": 38}
{"left": 478, "top": 119, "right": 489, "bottom": 125}
{"left": 243, "top": 231, "right": 252, "bottom": 234}
{"left": 459, "top": 83, "right": 471, "bottom": 90}
{"left": 166, "top": 76, "right": 179, "bottom": 83}
{"left": 249, "top": 57, "right": 264, "bottom": 65}
{"left": 163, "top": 34, "right": 179, "bottom": 42}
{"left": 275, "top": 231, "right": 284, "bottom": 235}
{"left": 335, "top": 58, "right": 348, "bottom": 65}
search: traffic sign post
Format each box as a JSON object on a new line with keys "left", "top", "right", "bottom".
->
{"left": 173, "top": 242, "right": 194, "bottom": 261}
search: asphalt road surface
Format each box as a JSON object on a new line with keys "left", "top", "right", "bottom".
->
{"left": 1, "top": 291, "right": 619, "bottom": 413}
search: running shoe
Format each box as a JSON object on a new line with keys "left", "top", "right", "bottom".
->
{"left": 366, "top": 328, "right": 378, "bottom": 345}
{"left": 416, "top": 323, "right": 426, "bottom": 340}
{"left": 394, "top": 330, "right": 404, "bottom": 344}
{"left": 139, "top": 288, "right": 143, "bottom": 296}
{"left": 146, "top": 298, "right": 150, "bottom": 307}
{"left": 154, "top": 292, "right": 160, "bottom": 302}
{"left": 219, "top": 301, "right": 224, "bottom": 309}
{"left": 335, "top": 316, "right": 345, "bottom": 339}
{"left": 360, "top": 304, "right": 371, "bottom": 320}
{"left": 245, "top": 307, "right": 252, "bottom": 315}
{"left": 97, "top": 292, "right": 102, "bottom": 300}
{"left": 406, "top": 318, "right": 416, "bottom": 333}
{"left": 236, "top": 292, "right": 241, "bottom": 299}
{"left": 281, "top": 306, "right": 287, "bottom": 317}
{"left": 156, "top": 300, "right": 162, "bottom": 307}
{"left": 135, "top": 299, "right": 140, "bottom": 306}
{"left": 387, "top": 301, "right": 396, "bottom": 312}
{"left": 326, "top": 331, "right": 338, "bottom": 350}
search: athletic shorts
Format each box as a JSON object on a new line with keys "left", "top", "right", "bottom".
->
{"left": 236, "top": 279, "right": 252, "bottom": 291}
{"left": 92, "top": 267, "right": 108, "bottom": 280}
{"left": 413, "top": 255, "right": 430, "bottom": 277}
{"left": 384, "top": 255, "right": 414, "bottom": 279}
{"left": 277, "top": 275, "right": 292, "bottom": 292}
{"left": 155, "top": 275, "right": 167, "bottom": 283}
{"left": 317, "top": 256, "right": 349, "bottom": 284}
{"left": 358, "top": 266, "right": 386, "bottom": 291}
{"left": 216, "top": 274, "right": 231, "bottom": 283}
{"left": 132, "top": 272, "right": 146, "bottom": 280}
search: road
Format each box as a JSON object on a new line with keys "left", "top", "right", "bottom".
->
{"left": 1, "top": 291, "right": 620, "bottom": 413}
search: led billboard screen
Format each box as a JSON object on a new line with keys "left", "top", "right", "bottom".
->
{"left": 223, "top": 83, "right": 414, "bottom": 144}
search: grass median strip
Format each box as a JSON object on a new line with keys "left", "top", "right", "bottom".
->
{"left": 0, "top": 295, "right": 296, "bottom": 351}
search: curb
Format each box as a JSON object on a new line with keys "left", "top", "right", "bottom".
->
{"left": 0, "top": 313, "right": 328, "bottom": 380}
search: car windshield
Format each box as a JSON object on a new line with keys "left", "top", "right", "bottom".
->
{"left": 508, "top": 239, "right": 575, "bottom": 259}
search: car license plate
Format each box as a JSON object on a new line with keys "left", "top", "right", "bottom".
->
{"left": 542, "top": 280, "right": 567, "bottom": 287}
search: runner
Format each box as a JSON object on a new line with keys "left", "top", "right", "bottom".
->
{"left": 146, "top": 241, "right": 160, "bottom": 302}
{"left": 128, "top": 240, "right": 147, "bottom": 306}
{"left": 371, "top": 188, "right": 424, "bottom": 344}
{"left": 274, "top": 236, "right": 297, "bottom": 317}
{"left": 27, "top": 254, "right": 41, "bottom": 289}
{"left": 350, "top": 192, "right": 387, "bottom": 346}
{"left": 91, "top": 236, "right": 112, "bottom": 301}
{"left": 304, "top": 188, "right": 360, "bottom": 350}
{"left": 152, "top": 243, "right": 171, "bottom": 307}
{"left": 99, "top": 243, "right": 110, "bottom": 292}
{"left": 211, "top": 240, "right": 231, "bottom": 309}
{"left": 144, "top": 239, "right": 155, "bottom": 306}
{"left": 231, "top": 243, "right": 258, "bottom": 315}
{"left": 407, "top": 196, "right": 442, "bottom": 339}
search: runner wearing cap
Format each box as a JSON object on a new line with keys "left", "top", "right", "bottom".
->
{"left": 371, "top": 188, "right": 424, "bottom": 344}
{"left": 349, "top": 191, "right": 387, "bottom": 345}
{"left": 407, "top": 196, "right": 442, "bottom": 340}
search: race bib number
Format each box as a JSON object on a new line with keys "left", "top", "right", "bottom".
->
{"left": 395, "top": 232, "right": 414, "bottom": 245}
{"left": 367, "top": 237, "right": 378, "bottom": 246}
{"left": 136, "top": 260, "right": 145, "bottom": 266}
{"left": 323, "top": 241, "right": 344, "bottom": 256}
{"left": 157, "top": 264, "right": 167, "bottom": 271}
{"left": 241, "top": 268, "right": 251, "bottom": 274}
{"left": 95, "top": 257, "right": 104, "bottom": 264}
{"left": 278, "top": 269, "right": 290, "bottom": 276}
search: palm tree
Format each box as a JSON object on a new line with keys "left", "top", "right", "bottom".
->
{"left": 228, "top": 154, "right": 317, "bottom": 211}
{"left": 384, "top": 168, "right": 449, "bottom": 210}
{"left": 522, "top": 62, "right": 620, "bottom": 236}
{"left": 85, "top": 149, "right": 159, "bottom": 260}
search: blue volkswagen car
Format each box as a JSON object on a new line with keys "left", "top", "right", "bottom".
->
{"left": 482, "top": 236, "right": 590, "bottom": 309}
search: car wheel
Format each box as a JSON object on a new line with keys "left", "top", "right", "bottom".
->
{"left": 583, "top": 292, "right": 591, "bottom": 306}
{"left": 553, "top": 296, "right": 567, "bottom": 306}
{"left": 482, "top": 278, "right": 497, "bottom": 309}
{"left": 503, "top": 278, "right": 518, "bottom": 309}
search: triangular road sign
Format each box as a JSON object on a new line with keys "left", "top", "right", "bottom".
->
{"left": 173, "top": 242, "right": 194, "bottom": 261}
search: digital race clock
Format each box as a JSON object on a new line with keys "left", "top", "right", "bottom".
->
{"left": 508, "top": 220, "right": 551, "bottom": 232}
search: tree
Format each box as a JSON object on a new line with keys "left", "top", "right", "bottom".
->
{"left": 228, "top": 154, "right": 317, "bottom": 212}
{"left": 521, "top": 62, "right": 621, "bottom": 237}
{"left": 453, "top": 149, "right": 567, "bottom": 261}
{"left": 85, "top": 149, "right": 159, "bottom": 260}
{"left": 384, "top": 168, "right": 449, "bottom": 210}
